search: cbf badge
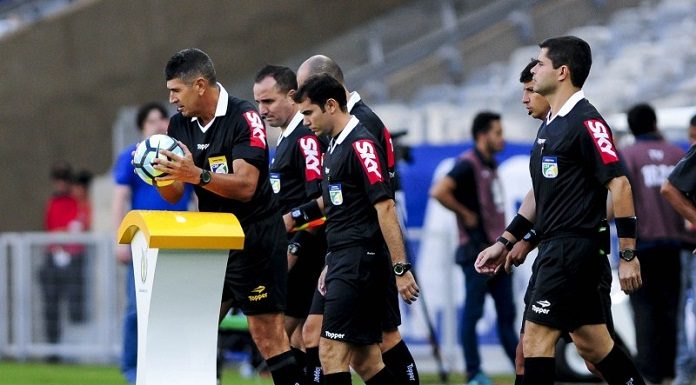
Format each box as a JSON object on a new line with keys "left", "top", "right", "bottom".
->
{"left": 542, "top": 156, "right": 558, "bottom": 178}
{"left": 269, "top": 173, "right": 281, "bottom": 194}
{"left": 329, "top": 184, "right": 343, "bottom": 206}
{"left": 208, "top": 155, "right": 229, "bottom": 174}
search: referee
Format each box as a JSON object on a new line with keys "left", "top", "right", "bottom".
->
{"left": 296, "top": 55, "right": 420, "bottom": 385}
{"left": 153, "top": 49, "right": 306, "bottom": 385}
{"left": 293, "top": 74, "right": 418, "bottom": 385}
{"left": 476, "top": 36, "right": 645, "bottom": 385}
{"left": 252, "top": 64, "right": 328, "bottom": 374}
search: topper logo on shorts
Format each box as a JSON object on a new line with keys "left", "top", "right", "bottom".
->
{"left": 353, "top": 140, "right": 383, "bottom": 184}
{"left": 248, "top": 285, "right": 268, "bottom": 302}
{"left": 584, "top": 119, "right": 618, "bottom": 164}
{"left": 324, "top": 330, "right": 345, "bottom": 339}
{"left": 243, "top": 111, "right": 267, "bottom": 149}
{"left": 532, "top": 299, "right": 550, "bottom": 314}
{"left": 299, "top": 136, "right": 321, "bottom": 181}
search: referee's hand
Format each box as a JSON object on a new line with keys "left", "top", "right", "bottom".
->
{"left": 475, "top": 242, "right": 507, "bottom": 275}
{"left": 397, "top": 271, "right": 419, "bottom": 305}
{"left": 618, "top": 258, "right": 642, "bottom": 294}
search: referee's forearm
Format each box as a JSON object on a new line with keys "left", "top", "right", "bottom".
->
{"left": 375, "top": 199, "right": 407, "bottom": 263}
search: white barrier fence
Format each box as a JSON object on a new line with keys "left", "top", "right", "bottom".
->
{"left": 0, "top": 232, "right": 121, "bottom": 363}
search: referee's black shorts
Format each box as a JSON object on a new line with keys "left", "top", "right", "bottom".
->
{"left": 221, "top": 214, "right": 287, "bottom": 316}
{"left": 286, "top": 232, "right": 326, "bottom": 319}
{"left": 521, "top": 252, "right": 615, "bottom": 338}
{"left": 308, "top": 261, "right": 402, "bottom": 332}
{"left": 524, "top": 236, "right": 608, "bottom": 333}
{"left": 321, "top": 244, "right": 391, "bottom": 345}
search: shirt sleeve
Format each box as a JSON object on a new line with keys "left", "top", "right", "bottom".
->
{"left": 351, "top": 138, "right": 392, "bottom": 204}
{"left": 114, "top": 146, "right": 136, "bottom": 186}
{"left": 231, "top": 109, "right": 268, "bottom": 168}
{"left": 296, "top": 134, "right": 324, "bottom": 199}
{"left": 446, "top": 159, "right": 474, "bottom": 186}
{"left": 578, "top": 118, "right": 625, "bottom": 185}
{"left": 669, "top": 145, "right": 696, "bottom": 195}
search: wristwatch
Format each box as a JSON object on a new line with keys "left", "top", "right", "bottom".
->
{"left": 393, "top": 262, "right": 412, "bottom": 277}
{"left": 619, "top": 249, "right": 637, "bottom": 262}
{"left": 496, "top": 235, "right": 514, "bottom": 251}
{"left": 198, "top": 169, "right": 212, "bottom": 186}
{"left": 287, "top": 242, "right": 300, "bottom": 256}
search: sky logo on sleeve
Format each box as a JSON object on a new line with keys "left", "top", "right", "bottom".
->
{"left": 299, "top": 136, "right": 322, "bottom": 181}
{"left": 584, "top": 119, "right": 619, "bottom": 164}
{"left": 243, "top": 111, "right": 267, "bottom": 149}
{"left": 353, "top": 139, "right": 383, "bottom": 184}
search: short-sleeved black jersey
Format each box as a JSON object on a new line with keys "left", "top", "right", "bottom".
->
{"left": 530, "top": 94, "right": 624, "bottom": 236}
{"left": 348, "top": 92, "right": 398, "bottom": 190}
{"left": 669, "top": 144, "right": 696, "bottom": 202}
{"left": 269, "top": 112, "right": 328, "bottom": 214}
{"left": 167, "top": 84, "right": 277, "bottom": 227}
{"left": 322, "top": 116, "right": 393, "bottom": 250}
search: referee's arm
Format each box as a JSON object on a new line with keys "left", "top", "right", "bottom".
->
{"left": 375, "top": 198, "right": 419, "bottom": 304}
{"left": 607, "top": 175, "right": 642, "bottom": 293}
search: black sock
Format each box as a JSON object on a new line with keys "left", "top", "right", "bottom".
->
{"left": 266, "top": 350, "right": 306, "bottom": 385}
{"left": 291, "top": 347, "right": 307, "bottom": 375}
{"left": 594, "top": 345, "right": 646, "bottom": 385}
{"left": 514, "top": 374, "right": 524, "bottom": 385}
{"left": 325, "top": 372, "right": 351, "bottom": 385}
{"left": 365, "top": 366, "right": 397, "bottom": 385}
{"left": 382, "top": 340, "right": 419, "bottom": 385}
{"left": 522, "top": 357, "right": 554, "bottom": 385}
{"left": 305, "top": 347, "right": 323, "bottom": 384}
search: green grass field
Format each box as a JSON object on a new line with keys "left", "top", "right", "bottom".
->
{"left": 0, "top": 362, "right": 517, "bottom": 385}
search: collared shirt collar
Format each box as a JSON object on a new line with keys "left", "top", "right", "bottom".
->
{"left": 277, "top": 111, "right": 304, "bottom": 146}
{"left": 191, "top": 83, "right": 229, "bottom": 132}
{"left": 347, "top": 91, "right": 361, "bottom": 112}
{"left": 329, "top": 115, "right": 359, "bottom": 153}
{"left": 546, "top": 90, "right": 585, "bottom": 124}
{"left": 474, "top": 148, "right": 496, "bottom": 169}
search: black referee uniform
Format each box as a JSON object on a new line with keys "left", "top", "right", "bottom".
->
{"left": 167, "top": 84, "right": 287, "bottom": 315}
{"left": 525, "top": 92, "right": 624, "bottom": 332}
{"left": 320, "top": 115, "right": 394, "bottom": 345}
{"left": 270, "top": 111, "right": 327, "bottom": 319}
{"left": 308, "top": 92, "right": 402, "bottom": 331}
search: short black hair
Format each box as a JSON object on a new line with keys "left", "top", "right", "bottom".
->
{"left": 303, "top": 55, "right": 345, "bottom": 84}
{"left": 519, "top": 59, "right": 539, "bottom": 83}
{"left": 136, "top": 102, "right": 168, "bottom": 131}
{"left": 73, "top": 170, "right": 93, "bottom": 187}
{"left": 627, "top": 103, "right": 657, "bottom": 136}
{"left": 165, "top": 48, "right": 217, "bottom": 84}
{"left": 539, "top": 36, "right": 592, "bottom": 88}
{"left": 471, "top": 111, "right": 501, "bottom": 140}
{"left": 254, "top": 65, "right": 298, "bottom": 93}
{"left": 293, "top": 74, "right": 347, "bottom": 112}
{"left": 690, "top": 113, "right": 696, "bottom": 127}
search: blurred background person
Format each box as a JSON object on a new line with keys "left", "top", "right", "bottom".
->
{"left": 621, "top": 103, "right": 685, "bottom": 384}
{"left": 39, "top": 161, "right": 88, "bottom": 359}
{"left": 430, "top": 111, "right": 516, "bottom": 385}
{"left": 112, "top": 102, "right": 194, "bottom": 384}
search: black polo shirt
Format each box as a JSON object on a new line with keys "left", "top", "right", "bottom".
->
{"left": 322, "top": 116, "right": 393, "bottom": 250}
{"left": 669, "top": 144, "right": 696, "bottom": 203}
{"left": 530, "top": 91, "right": 624, "bottom": 236}
{"left": 269, "top": 112, "right": 328, "bottom": 214}
{"left": 167, "top": 84, "right": 277, "bottom": 227}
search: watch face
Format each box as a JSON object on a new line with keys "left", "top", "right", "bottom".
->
{"left": 393, "top": 264, "right": 404, "bottom": 275}
{"left": 621, "top": 249, "right": 635, "bottom": 261}
{"left": 288, "top": 244, "right": 299, "bottom": 255}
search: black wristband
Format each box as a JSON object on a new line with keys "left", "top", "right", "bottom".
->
{"left": 290, "top": 200, "right": 322, "bottom": 227}
{"left": 505, "top": 214, "right": 534, "bottom": 240}
{"left": 615, "top": 216, "right": 637, "bottom": 239}
{"left": 496, "top": 235, "right": 514, "bottom": 251}
{"left": 289, "top": 230, "right": 313, "bottom": 257}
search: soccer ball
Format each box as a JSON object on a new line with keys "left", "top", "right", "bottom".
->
{"left": 133, "top": 134, "right": 184, "bottom": 186}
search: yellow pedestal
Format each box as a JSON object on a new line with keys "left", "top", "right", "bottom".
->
{"left": 118, "top": 210, "right": 244, "bottom": 385}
